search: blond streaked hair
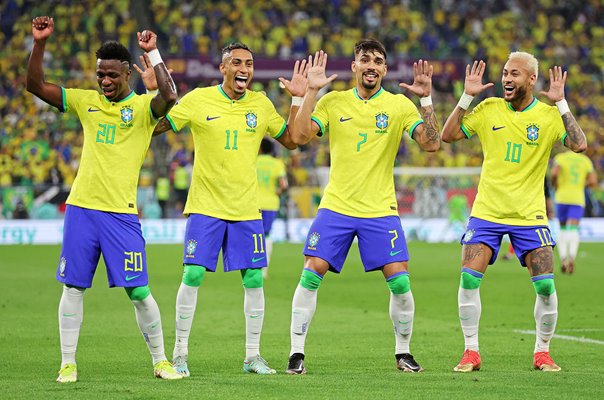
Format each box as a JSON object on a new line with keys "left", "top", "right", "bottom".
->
{"left": 507, "top": 51, "right": 539, "bottom": 78}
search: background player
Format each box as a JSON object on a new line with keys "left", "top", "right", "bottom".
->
{"left": 26, "top": 16, "right": 181, "bottom": 381}
{"left": 552, "top": 150, "right": 597, "bottom": 273}
{"left": 257, "top": 138, "right": 289, "bottom": 278}
{"left": 285, "top": 40, "right": 440, "bottom": 374}
{"left": 152, "top": 43, "right": 307, "bottom": 376}
{"left": 442, "top": 53, "right": 587, "bottom": 372}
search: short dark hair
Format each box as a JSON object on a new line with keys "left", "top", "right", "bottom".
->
{"left": 222, "top": 42, "right": 253, "bottom": 58}
{"left": 260, "top": 138, "right": 274, "bottom": 155}
{"left": 354, "top": 39, "right": 387, "bottom": 60}
{"left": 96, "top": 41, "right": 132, "bottom": 66}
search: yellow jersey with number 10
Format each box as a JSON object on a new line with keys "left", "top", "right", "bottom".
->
{"left": 461, "top": 97, "right": 566, "bottom": 226}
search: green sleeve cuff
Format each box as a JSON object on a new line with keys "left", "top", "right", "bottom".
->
{"left": 61, "top": 87, "right": 68, "bottom": 113}
{"left": 274, "top": 121, "right": 287, "bottom": 139}
{"left": 409, "top": 119, "right": 423, "bottom": 138}
{"left": 311, "top": 116, "right": 324, "bottom": 137}
{"left": 165, "top": 114, "right": 179, "bottom": 132}
{"left": 460, "top": 124, "right": 471, "bottom": 139}
{"left": 561, "top": 132, "right": 567, "bottom": 145}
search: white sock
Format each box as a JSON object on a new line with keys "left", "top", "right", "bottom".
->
{"left": 265, "top": 238, "right": 273, "bottom": 265}
{"left": 568, "top": 229, "right": 580, "bottom": 260}
{"left": 58, "top": 286, "right": 85, "bottom": 366}
{"left": 132, "top": 294, "right": 167, "bottom": 365}
{"left": 174, "top": 283, "right": 199, "bottom": 358}
{"left": 534, "top": 292, "right": 558, "bottom": 353}
{"left": 458, "top": 287, "right": 481, "bottom": 351}
{"left": 244, "top": 287, "right": 265, "bottom": 360}
{"left": 389, "top": 291, "right": 415, "bottom": 354}
{"left": 290, "top": 284, "right": 318, "bottom": 356}
{"left": 557, "top": 229, "right": 568, "bottom": 261}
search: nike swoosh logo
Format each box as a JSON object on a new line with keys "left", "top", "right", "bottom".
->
{"left": 63, "top": 313, "right": 77, "bottom": 317}
{"left": 398, "top": 320, "right": 411, "bottom": 324}
{"left": 459, "top": 316, "right": 471, "bottom": 321}
{"left": 206, "top": 116, "right": 221, "bottom": 121}
{"left": 125, "top": 274, "right": 140, "bottom": 281}
{"left": 179, "top": 315, "right": 192, "bottom": 320}
{"left": 252, "top": 257, "right": 265, "bottom": 263}
{"left": 390, "top": 250, "right": 403, "bottom": 256}
{"left": 543, "top": 322, "right": 554, "bottom": 326}
{"left": 492, "top": 126, "right": 505, "bottom": 131}
{"left": 150, "top": 321, "right": 160, "bottom": 329}
{"left": 88, "top": 107, "right": 100, "bottom": 112}
{"left": 249, "top": 315, "right": 261, "bottom": 319}
{"left": 340, "top": 117, "right": 353, "bottom": 122}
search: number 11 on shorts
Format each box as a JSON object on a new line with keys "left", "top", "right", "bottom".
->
{"left": 253, "top": 233, "right": 265, "bottom": 253}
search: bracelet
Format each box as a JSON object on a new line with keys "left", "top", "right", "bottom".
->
{"left": 147, "top": 49, "right": 163, "bottom": 67}
{"left": 420, "top": 95, "right": 432, "bottom": 107}
{"left": 146, "top": 89, "right": 158, "bottom": 95}
{"left": 457, "top": 92, "right": 474, "bottom": 110}
{"left": 556, "top": 99, "right": 570, "bottom": 115}
{"left": 291, "top": 96, "right": 303, "bottom": 106}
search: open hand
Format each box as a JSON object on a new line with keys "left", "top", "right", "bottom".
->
{"left": 279, "top": 58, "right": 309, "bottom": 97}
{"left": 463, "top": 60, "right": 494, "bottom": 96}
{"left": 399, "top": 59, "right": 433, "bottom": 98}
{"left": 539, "top": 66, "right": 566, "bottom": 102}
{"left": 306, "top": 50, "right": 338, "bottom": 91}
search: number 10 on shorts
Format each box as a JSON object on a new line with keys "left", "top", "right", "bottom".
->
{"left": 535, "top": 228, "right": 553, "bottom": 247}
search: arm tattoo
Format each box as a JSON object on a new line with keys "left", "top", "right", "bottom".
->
{"left": 456, "top": 107, "right": 466, "bottom": 125}
{"left": 527, "top": 246, "right": 554, "bottom": 276}
{"left": 153, "top": 118, "right": 173, "bottom": 136}
{"left": 562, "top": 113, "right": 586, "bottom": 151}
{"left": 420, "top": 106, "right": 440, "bottom": 145}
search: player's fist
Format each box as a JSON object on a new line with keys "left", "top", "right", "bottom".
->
{"left": 137, "top": 30, "right": 157, "bottom": 52}
{"left": 31, "top": 16, "right": 54, "bottom": 41}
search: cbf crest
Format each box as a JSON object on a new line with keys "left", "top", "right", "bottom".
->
{"left": 120, "top": 106, "right": 133, "bottom": 125}
{"left": 376, "top": 112, "right": 389, "bottom": 130}
{"left": 246, "top": 111, "right": 258, "bottom": 129}
{"left": 59, "top": 257, "right": 67, "bottom": 277}
{"left": 526, "top": 124, "right": 539, "bottom": 142}
{"left": 185, "top": 239, "right": 198, "bottom": 258}
{"left": 307, "top": 232, "right": 320, "bottom": 249}
{"left": 462, "top": 229, "right": 475, "bottom": 243}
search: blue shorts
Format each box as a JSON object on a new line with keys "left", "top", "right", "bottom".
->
{"left": 261, "top": 210, "right": 278, "bottom": 236}
{"left": 461, "top": 217, "right": 555, "bottom": 267}
{"left": 57, "top": 205, "right": 148, "bottom": 288}
{"left": 556, "top": 203, "right": 584, "bottom": 224}
{"left": 303, "top": 208, "right": 409, "bottom": 273}
{"left": 183, "top": 214, "right": 267, "bottom": 271}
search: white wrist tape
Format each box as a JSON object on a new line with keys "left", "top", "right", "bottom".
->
{"left": 457, "top": 92, "right": 474, "bottom": 110}
{"left": 556, "top": 99, "right": 570, "bottom": 115}
{"left": 420, "top": 95, "right": 432, "bottom": 107}
{"left": 291, "top": 96, "right": 303, "bottom": 106}
{"left": 147, "top": 49, "right": 163, "bottom": 67}
{"left": 146, "top": 89, "right": 158, "bottom": 95}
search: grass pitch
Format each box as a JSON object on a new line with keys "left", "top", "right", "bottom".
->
{"left": 2, "top": 242, "right": 603, "bottom": 399}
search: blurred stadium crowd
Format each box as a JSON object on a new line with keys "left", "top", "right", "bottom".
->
{"left": 1, "top": 0, "right": 602, "bottom": 219}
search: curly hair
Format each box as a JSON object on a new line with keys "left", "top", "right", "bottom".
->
{"left": 96, "top": 41, "right": 132, "bottom": 66}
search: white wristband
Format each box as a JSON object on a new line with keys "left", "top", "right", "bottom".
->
{"left": 147, "top": 49, "right": 163, "bottom": 67}
{"left": 457, "top": 92, "right": 474, "bottom": 110}
{"left": 556, "top": 99, "right": 570, "bottom": 115}
{"left": 420, "top": 95, "right": 432, "bottom": 107}
{"left": 291, "top": 96, "right": 303, "bottom": 107}
{"left": 146, "top": 89, "right": 158, "bottom": 95}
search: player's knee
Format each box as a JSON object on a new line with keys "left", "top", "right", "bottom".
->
{"left": 299, "top": 268, "right": 323, "bottom": 291}
{"left": 241, "top": 268, "right": 263, "bottom": 288}
{"left": 386, "top": 273, "right": 410, "bottom": 294}
{"left": 532, "top": 277, "right": 556, "bottom": 296}
{"left": 125, "top": 285, "right": 151, "bottom": 301}
{"left": 460, "top": 268, "right": 483, "bottom": 289}
{"left": 182, "top": 264, "right": 206, "bottom": 287}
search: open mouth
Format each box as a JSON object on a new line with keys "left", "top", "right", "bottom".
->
{"left": 504, "top": 85, "right": 515, "bottom": 97}
{"left": 235, "top": 75, "right": 248, "bottom": 90}
{"left": 363, "top": 72, "right": 378, "bottom": 83}
{"left": 102, "top": 87, "right": 116, "bottom": 98}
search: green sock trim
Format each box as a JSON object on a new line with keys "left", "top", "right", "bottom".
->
{"left": 125, "top": 285, "right": 151, "bottom": 301}
{"left": 386, "top": 274, "right": 411, "bottom": 294}
{"left": 460, "top": 271, "right": 483, "bottom": 290}
{"left": 300, "top": 269, "right": 322, "bottom": 291}
{"left": 241, "top": 268, "right": 263, "bottom": 288}
{"left": 567, "top": 225, "right": 579, "bottom": 231}
{"left": 182, "top": 264, "right": 206, "bottom": 287}
{"left": 533, "top": 278, "right": 556, "bottom": 296}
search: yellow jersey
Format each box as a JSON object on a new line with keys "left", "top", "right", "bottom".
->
{"left": 553, "top": 151, "right": 594, "bottom": 206}
{"left": 166, "top": 85, "right": 286, "bottom": 220}
{"left": 461, "top": 97, "right": 566, "bottom": 226}
{"left": 257, "top": 154, "right": 286, "bottom": 211}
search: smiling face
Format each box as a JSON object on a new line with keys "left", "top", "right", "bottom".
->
{"left": 352, "top": 50, "right": 387, "bottom": 92}
{"left": 501, "top": 58, "right": 536, "bottom": 104}
{"left": 219, "top": 48, "right": 254, "bottom": 99}
{"left": 96, "top": 59, "right": 131, "bottom": 102}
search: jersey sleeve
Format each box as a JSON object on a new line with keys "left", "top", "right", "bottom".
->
{"left": 399, "top": 96, "right": 424, "bottom": 138}
{"left": 165, "top": 91, "right": 193, "bottom": 132}
{"left": 61, "top": 88, "right": 89, "bottom": 115}
{"left": 549, "top": 109, "right": 566, "bottom": 144}
{"left": 310, "top": 93, "right": 330, "bottom": 136}
{"left": 265, "top": 99, "right": 287, "bottom": 139}
{"left": 461, "top": 100, "right": 486, "bottom": 138}
{"left": 277, "top": 159, "right": 286, "bottom": 177}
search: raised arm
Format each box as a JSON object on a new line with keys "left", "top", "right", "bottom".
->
{"left": 442, "top": 60, "right": 494, "bottom": 143}
{"left": 276, "top": 58, "right": 309, "bottom": 150}
{"left": 539, "top": 66, "right": 587, "bottom": 153}
{"left": 290, "top": 51, "right": 337, "bottom": 146}
{"left": 136, "top": 30, "right": 177, "bottom": 119}
{"left": 26, "top": 16, "right": 63, "bottom": 109}
{"left": 399, "top": 59, "right": 439, "bottom": 152}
